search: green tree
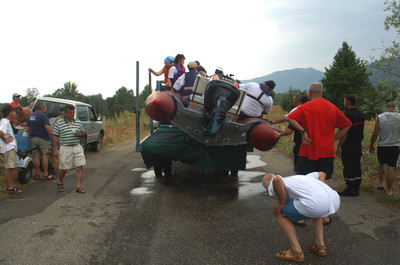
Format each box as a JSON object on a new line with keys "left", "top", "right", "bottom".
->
{"left": 51, "top": 81, "right": 85, "bottom": 101}
{"left": 371, "top": 0, "right": 400, "bottom": 106}
{"left": 20, "top": 87, "right": 40, "bottom": 106}
{"left": 322, "top": 42, "right": 379, "bottom": 119}
{"left": 277, "top": 87, "right": 306, "bottom": 112}
{"left": 106, "top": 86, "right": 136, "bottom": 116}
{"left": 85, "top": 94, "right": 110, "bottom": 117}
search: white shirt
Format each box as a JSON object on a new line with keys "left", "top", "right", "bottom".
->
{"left": 173, "top": 72, "right": 201, "bottom": 91}
{"left": 377, "top": 111, "right": 400, "bottom": 147}
{"left": 239, "top": 82, "right": 273, "bottom": 117}
{"left": 267, "top": 172, "right": 340, "bottom": 218}
{"left": 173, "top": 73, "right": 187, "bottom": 91}
{"left": 0, "top": 118, "right": 17, "bottom": 153}
{"left": 285, "top": 106, "right": 299, "bottom": 117}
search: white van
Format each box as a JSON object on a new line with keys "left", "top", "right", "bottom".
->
{"left": 32, "top": 97, "right": 105, "bottom": 152}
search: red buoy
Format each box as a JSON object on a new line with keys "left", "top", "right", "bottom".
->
{"left": 238, "top": 118, "right": 280, "bottom": 151}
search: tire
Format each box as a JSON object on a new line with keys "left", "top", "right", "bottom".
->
{"left": 18, "top": 161, "right": 33, "bottom": 184}
{"left": 91, "top": 132, "right": 103, "bottom": 152}
{"left": 80, "top": 137, "right": 87, "bottom": 153}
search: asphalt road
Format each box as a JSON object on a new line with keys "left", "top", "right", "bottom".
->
{"left": 0, "top": 142, "right": 399, "bottom": 265}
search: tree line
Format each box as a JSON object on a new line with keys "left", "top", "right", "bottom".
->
{"left": 14, "top": 81, "right": 153, "bottom": 118}
{"left": 275, "top": 41, "right": 384, "bottom": 120}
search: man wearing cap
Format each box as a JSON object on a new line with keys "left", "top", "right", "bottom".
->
{"left": 262, "top": 171, "right": 340, "bottom": 262}
{"left": 10, "top": 93, "right": 33, "bottom": 133}
{"left": 149, "top": 56, "right": 175, "bottom": 91}
{"left": 173, "top": 61, "right": 201, "bottom": 107}
{"left": 238, "top": 80, "right": 276, "bottom": 121}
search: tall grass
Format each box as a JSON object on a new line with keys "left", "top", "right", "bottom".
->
{"left": 102, "top": 110, "right": 151, "bottom": 147}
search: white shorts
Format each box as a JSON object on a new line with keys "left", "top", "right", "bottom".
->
{"left": 59, "top": 145, "right": 86, "bottom": 170}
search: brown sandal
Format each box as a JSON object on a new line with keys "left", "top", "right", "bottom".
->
{"left": 309, "top": 244, "right": 327, "bottom": 257}
{"left": 57, "top": 183, "right": 64, "bottom": 192}
{"left": 276, "top": 248, "right": 304, "bottom": 262}
{"left": 76, "top": 187, "right": 86, "bottom": 194}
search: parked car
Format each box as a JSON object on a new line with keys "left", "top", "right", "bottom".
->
{"left": 32, "top": 97, "right": 105, "bottom": 152}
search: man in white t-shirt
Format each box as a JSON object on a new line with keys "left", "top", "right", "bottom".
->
{"left": 262, "top": 171, "right": 340, "bottom": 262}
{"left": 0, "top": 104, "right": 22, "bottom": 193}
{"left": 238, "top": 80, "right": 275, "bottom": 120}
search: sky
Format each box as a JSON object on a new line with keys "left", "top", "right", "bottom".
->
{"left": 0, "top": 0, "right": 398, "bottom": 104}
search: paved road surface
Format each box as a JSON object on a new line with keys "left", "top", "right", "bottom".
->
{"left": 0, "top": 142, "right": 399, "bottom": 264}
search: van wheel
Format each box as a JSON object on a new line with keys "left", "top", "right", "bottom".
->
{"left": 80, "top": 137, "right": 87, "bottom": 153}
{"left": 91, "top": 132, "right": 103, "bottom": 152}
{"left": 18, "top": 161, "right": 33, "bottom": 184}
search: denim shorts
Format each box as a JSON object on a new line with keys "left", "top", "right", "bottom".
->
{"left": 281, "top": 200, "right": 309, "bottom": 222}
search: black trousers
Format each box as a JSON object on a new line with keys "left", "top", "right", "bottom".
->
{"left": 154, "top": 159, "right": 172, "bottom": 177}
{"left": 341, "top": 143, "right": 362, "bottom": 190}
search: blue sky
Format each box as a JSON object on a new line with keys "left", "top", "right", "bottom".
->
{"left": 0, "top": 0, "right": 397, "bottom": 103}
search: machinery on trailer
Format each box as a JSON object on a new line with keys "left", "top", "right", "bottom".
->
{"left": 137, "top": 68, "right": 280, "bottom": 174}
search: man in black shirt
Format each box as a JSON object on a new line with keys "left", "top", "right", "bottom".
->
{"left": 336, "top": 94, "right": 365, "bottom": 196}
{"left": 276, "top": 95, "right": 308, "bottom": 172}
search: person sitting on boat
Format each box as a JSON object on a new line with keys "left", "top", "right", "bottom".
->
{"left": 167, "top": 54, "right": 186, "bottom": 88}
{"left": 238, "top": 80, "right": 276, "bottom": 121}
{"left": 173, "top": 61, "right": 202, "bottom": 107}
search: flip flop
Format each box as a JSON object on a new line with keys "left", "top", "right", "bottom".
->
{"left": 6, "top": 186, "right": 22, "bottom": 194}
{"left": 57, "top": 183, "right": 64, "bottom": 192}
{"left": 33, "top": 175, "right": 40, "bottom": 180}
{"left": 43, "top": 175, "right": 55, "bottom": 180}
{"left": 76, "top": 187, "right": 86, "bottom": 194}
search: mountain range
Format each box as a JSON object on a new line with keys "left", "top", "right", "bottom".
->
{"left": 240, "top": 67, "right": 325, "bottom": 94}
{"left": 241, "top": 66, "right": 394, "bottom": 94}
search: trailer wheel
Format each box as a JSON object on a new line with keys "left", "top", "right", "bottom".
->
{"left": 18, "top": 161, "right": 33, "bottom": 184}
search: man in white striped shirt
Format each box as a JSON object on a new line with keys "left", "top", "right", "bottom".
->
{"left": 53, "top": 104, "right": 87, "bottom": 194}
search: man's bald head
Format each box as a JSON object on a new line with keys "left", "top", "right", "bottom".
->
{"left": 308, "top": 82, "right": 323, "bottom": 99}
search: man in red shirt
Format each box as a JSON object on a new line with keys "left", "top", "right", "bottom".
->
{"left": 286, "top": 82, "right": 351, "bottom": 224}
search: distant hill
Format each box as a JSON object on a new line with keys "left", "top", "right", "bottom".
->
{"left": 367, "top": 60, "right": 400, "bottom": 87}
{"left": 240, "top": 67, "right": 325, "bottom": 94}
{"left": 241, "top": 62, "right": 400, "bottom": 95}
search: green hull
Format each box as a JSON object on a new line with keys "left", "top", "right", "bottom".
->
{"left": 140, "top": 125, "right": 247, "bottom": 170}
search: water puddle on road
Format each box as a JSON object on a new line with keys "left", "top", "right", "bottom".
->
{"left": 130, "top": 155, "right": 268, "bottom": 199}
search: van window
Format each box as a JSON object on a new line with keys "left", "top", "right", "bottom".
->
{"left": 89, "top": 107, "right": 96, "bottom": 121}
{"left": 77, "top": 105, "right": 89, "bottom": 121}
{"left": 35, "top": 100, "right": 64, "bottom": 118}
